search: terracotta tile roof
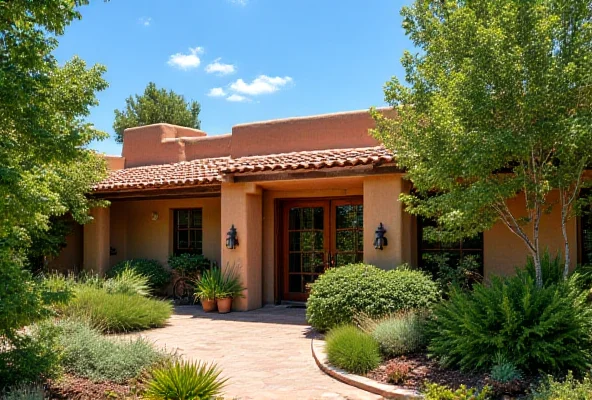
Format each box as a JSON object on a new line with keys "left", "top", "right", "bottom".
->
{"left": 223, "top": 146, "right": 394, "bottom": 174}
{"left": 95, "top": 146, "right": 394, "bottom": 192}
{"left": 95, "top": 157, "right": 231, "bottom": 192}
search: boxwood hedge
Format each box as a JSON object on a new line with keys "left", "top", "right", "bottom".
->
{"left": 306, "top": 263, "right": 440, "bottom": 331}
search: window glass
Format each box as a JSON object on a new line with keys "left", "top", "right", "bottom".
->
{"left": 174, "top": 209, "right": 203, "bottom": 255}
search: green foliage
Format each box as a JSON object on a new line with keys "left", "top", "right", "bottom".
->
{"left": 0, "top": 321, "right": 62, "bottom": 389}
{"left": 423, "top": 383, "right": 491, "bottom": 400}
{"left": 1, "top": 385, "right": 45, "bottom": 400}
{"left": 26, "top": 217, "right": 72, "bottom": 273}
{"left": 306, "top": 264, "right": 440, "bottom": 331}
{"left": 61, "top": 286, "right": 173, "bottom": 333}
{"left": 363, "top": 313, "right": 427, "bottom": 357}
{"left": 36, "top": 272, "right": 75, "bottom": 308}
{"left": 371, "top": 0, "right": 592, "bottom": 285}
{"left": 525, "top": 250, "right": 564, "bottom": 287}
{"left": 530, "top": 372, "right": 592, "bottom": 400}
{"left": 489, "top": 354, "right": 522, "bottom": 384}
{"left": 57, "top": 320, "right": 164, "bottom": 383}
{"left": 429, "top": 271, "right": 592, "bottom": 373}
{"left": 194, "top": 265, "right": 245, "bottom": 300}
{"left": 427, "top": 254, "right": 482, "bottom": 294}
{"left": 144, "top": 360, "right": 227, "bottom": 400}
{"left": 113, "top": 82, "right": 201, "bottom": 143}
{"left": 108, "top": 259, "right": 171, "bottom": 289}
{"left": 168, "top": 253, "right": 211, "bottom": 274}
{"left": 325, "top": 325, "right": 381, "bottom": 374}
{"left": 103, "top": 267, "right": 151, "bottom": 297}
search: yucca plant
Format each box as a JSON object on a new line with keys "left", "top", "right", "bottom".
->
{"left": 194, "top": 268, "right": 222, "bottom": 301}
{"left": 144, "top": 360, "right": 227, "bottom": 400}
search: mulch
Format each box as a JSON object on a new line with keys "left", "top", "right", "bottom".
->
{"left": 367, "top": 354, "right": 532, "bottom": 397}
{"left": 45, "top": 375, "right": 144, "bottom": 399}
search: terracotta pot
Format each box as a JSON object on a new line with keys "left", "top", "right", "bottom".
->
{"left": 216, "top": 297, "right": 233, "bottom": 314}
{"left": 201, "top": 299, "right": 217, "bottom": 313}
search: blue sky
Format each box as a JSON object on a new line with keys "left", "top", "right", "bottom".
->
{"left": 54, "top": 0, "right": 413, "bottom": 155}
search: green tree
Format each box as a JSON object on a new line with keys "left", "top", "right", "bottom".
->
{"left": 113, "top": 82, "right": 201, "bottom": 143}
{"left": 0, "top": 0, "right": 108, "bottom": 352}
{"left": 372, "top": 0, "right": 592, "bottom": 286}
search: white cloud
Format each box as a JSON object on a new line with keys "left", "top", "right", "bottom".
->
{"left": 230, "top": 0, "right": 248, "bottom": 5}
{"left": 167, "top": 47, "right": 204, "bottom": 70}
{"left": 208, "top": 87, "right": 227, "bottom": 97}
{"left": 205, "top": 58, "right": 236, "bottom": 76}
{"left": 226, "top": 94, "right": 250, "bottom": 102}
{"left": 138, "top": 16, "right": 152, "bottom": 26}
{"left": 230, "top": 75, "right": 293, "bottom": 95}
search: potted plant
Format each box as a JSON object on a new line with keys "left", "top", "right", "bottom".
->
{"left": 194, "top": 268, "right": 221, "bottom": 312}
{"left": 216, "top": 264, "right": 245, "bottom": 314}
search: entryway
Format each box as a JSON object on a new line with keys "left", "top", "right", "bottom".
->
{"left": 279, "top": 197, "right": 363, "bottom": 301}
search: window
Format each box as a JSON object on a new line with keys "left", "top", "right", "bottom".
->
{"left": 173, "top": 209, "right": 203, "bottom": 255}
{"left": 417, "top": 217, "right": 484, "bottom": 277}
{"left": 580, "top": 207, "right": 592, "bottom": 265}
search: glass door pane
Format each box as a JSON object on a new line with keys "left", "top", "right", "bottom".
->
{"left": 332, "top": 202, "right": 363, "bottom": 267}
{"left": 285, "top": 205, "right": 327, "bottom": 299}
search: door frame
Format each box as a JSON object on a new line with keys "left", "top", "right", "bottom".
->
{"left": 275, "top": 196, "right": 363, "bottom": 303}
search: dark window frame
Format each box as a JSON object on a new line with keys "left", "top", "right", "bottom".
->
{"left": 173, "top": 208, "right": 203, "bottom": 255}
{"left": 417, "top": 217, "right": 484, "bottom": 276}
{"left": 579, "top": 191, "right": 592, "bottom": 265}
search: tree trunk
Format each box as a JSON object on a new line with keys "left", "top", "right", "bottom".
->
{"left": 561, "top": 208, "right": 571, "bottom": 279}
{"left": 533, "top": 202, "right": 543, "bottom": 287}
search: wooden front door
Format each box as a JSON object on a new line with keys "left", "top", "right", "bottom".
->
{"left": 281, "top": 197, "right": 363, "bottom": 301}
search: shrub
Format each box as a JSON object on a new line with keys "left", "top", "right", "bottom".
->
{"left": 429, "top": 271, "right": 592, "bottom": 373}
{"left": 62, "top": 286, "right": 173, "bottom": 333}
{"left": 36, "top": 272, "right": 75, "bottom": 308}
{"left": 525, "top": 250, "right": 564, "bottom": 286}
{"left": 167, "top": 253, "right": 211, "bottom": 275}
{"left": 489, "top": 354, "right": 522, "bottom": 384}
{"left": 0, "top": 321, "right": 62, "bottom": 389}
{"left": 107, "top": 259, "right": 171, "bottom": 289}
{"left": 57, "top": 320, "right": 165, "bottom": 383}
{"left": 386, "top": 361, "right": 412, "bottom": 385}
{"left": 530, "top": 372, "right": 592, "bottom": 400}
{"left": 103, "top": 267, "right": 151, "bottom": 297}
{"left": 325, "top": 325, "right": 381, "bottom": 374}
{"left": 2, "top": 385, "right": 45, "bottom": 400}
{"left": 360, "top": 312, "right": 427, "bottom": 357}
{"left": 144, "top": 360, "right": 227, "bottom": 400}
{"left": 423, "top": 383, "right": 491, "bottom": 400}
{"left": 306, "top": 264, "right": 440, "bottom": 331}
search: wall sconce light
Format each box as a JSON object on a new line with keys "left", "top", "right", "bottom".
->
{"left": 151, "top": 212, "right": 159, "bottom": 221}
{"left": 226, "top": 224, "right": 238, "bottom": 249}
{"left": 373, "top": 223, "right": 388, "bottom": 250}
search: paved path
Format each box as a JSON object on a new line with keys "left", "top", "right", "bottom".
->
{"left": 136, "top": 305, "right": 382, "bottom": 400}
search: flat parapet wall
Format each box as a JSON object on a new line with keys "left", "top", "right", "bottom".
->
{"left": 230, "top": 108, "right": 393, "bottom": 158}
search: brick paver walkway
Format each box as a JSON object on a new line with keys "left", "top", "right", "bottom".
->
{"left": 136, "top": 305, "right": 382, "bottom": 400}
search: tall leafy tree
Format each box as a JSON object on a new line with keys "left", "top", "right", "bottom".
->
{"left": 0, "top": 0, "right": 108, "bottom": 345}
{"left": 372, "top": 0, "right": 592, "bottom": 286}
{"left": 113, "top": 82, "right": 201, "bottom": 143}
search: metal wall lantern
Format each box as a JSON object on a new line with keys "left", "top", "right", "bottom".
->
{"left": 373, "top": 223, "right": 388, "bottom": 250}
{"left": 226, "top": 224, "right": 239, "bottom": 249}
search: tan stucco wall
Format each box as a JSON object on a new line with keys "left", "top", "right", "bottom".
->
{"left": 83, "top": 207, "right": 110, "bottom": 274}
{"left": 221, "top": 183, "right": 263, "bottom": 311}
{"left": 108, "top": 197, "right": 221, "bottom": 269}
{"left": 363, "top": 175, "right": 407, "bottom": 270}
{"left": 48, "top": 222, "right": 83, "bottom": 273}
{"left": 484, "top": 190, "right": 577, "bottom": 277}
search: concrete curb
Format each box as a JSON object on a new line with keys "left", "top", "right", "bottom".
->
{"left": 311, "top": 339, "right": 423, "bottom": 399}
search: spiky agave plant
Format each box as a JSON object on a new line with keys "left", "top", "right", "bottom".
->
{"left": 144, "top": 360, "right": 227, "bottom": 400}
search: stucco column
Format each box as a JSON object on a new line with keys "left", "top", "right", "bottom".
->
{"left": 221, "top": 182, "right": 263, "bottom": 311}
{"left": 83, "top": 206, "right": 111, "bottom": 275}
{"left": 363, "top": 175, "right": 405, "bottom": 270}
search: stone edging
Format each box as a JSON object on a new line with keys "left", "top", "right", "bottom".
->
{"left": 311, "top": 339, "right": 423, "bottom": 399}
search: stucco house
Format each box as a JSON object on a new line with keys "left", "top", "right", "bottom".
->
{"left": 52, "top": 109, "right": 591, "bottom": 310}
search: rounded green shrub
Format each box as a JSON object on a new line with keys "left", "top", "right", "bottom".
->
{"left": 107, "top": 259, "right": 171, "bottom": 289}
{"left": 306, "top": 264, "right": 440, "bottom": 331}
{"left": 144, "top": 360, "right": 227, "bottom": 400}
{"left": 429, "top": 271, "right": 592, "bottom": 373}
{"left": 370, "top": 313, "right": 427, "bottom": 357}
{"left": 325, "top": 325, "right": 381, "bottom": 374}
{"left": 62, "top": 286, "right": 173, "bottom": 333}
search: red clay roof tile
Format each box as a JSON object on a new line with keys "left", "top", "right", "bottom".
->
{"left": 95, "top": 146, "right": 394, "bottom": 192}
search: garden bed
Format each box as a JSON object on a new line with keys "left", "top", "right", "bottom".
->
{"left": 47, "top": 374, "right": 144, "bottom": 399}
{"left": 367, "top": 354, "right": 532, "bottom": 397}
